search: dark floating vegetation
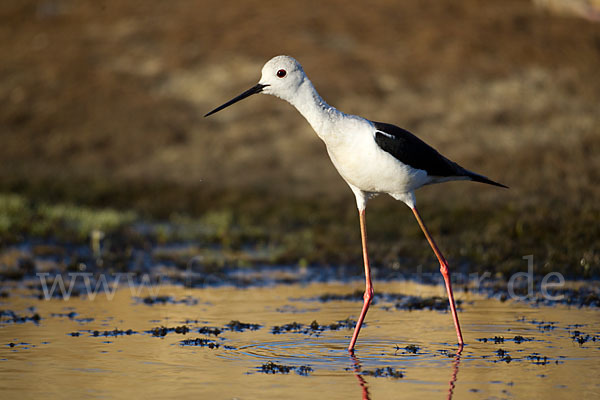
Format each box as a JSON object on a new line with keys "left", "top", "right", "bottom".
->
{"left": 362, "top": 367, "right": 404, "bottom": 379}
{"left": 198, "top": 326, "right": 222, "bottom": 336}
{"left": 271, "top": 318, "right": 357, "bottom": 335}
{"left": 296, "top": 365, "right": 314, "bottom": 376}
{"left": 271, "top": 322, "right": 304, "bottom": 334}
{"left": 495, "top": 348, "right": 512, "bottom": 363}
{"left": 437, "top": 349, "right": 460, "bottom": 358}
{"left": 399, "top": 344, "right": 419, "bottom": 354}
{"left": 95, "top": 321, "right": 265, "bottom": 338}
{"left": 512, "top": 335, "right": 532, "bottom": 344}
{"left": 149, "top": 325, "right": 190, "bottom": 337}
{"left": 225, "top": 320, "right": 261, "bottom": 332}
{"left": 0, "top": 310, "right": 41, "bottom": 324}
{"left": 516, "top": 317, "right": 557, "bottom": 331}
{"left": 317, "top": 318, "right": 357, "bottom": 331}
{"left": 51, "top": 312, "right": 94, "bottom": 324}
{"left": 260, "top": 361, "right": 292, "bottom": 374}
{"left": 477, "top": 335, "right": 533, "bottom": 344}
{"left": 7, "top": 342, "right": 32, "bottom": 349}
{"left": 485, "top": 349, "right": 561, "bottom": 365}
{"left": 92, "top": 328, "right": 136, "bottom": 337}
{"left": 138, "top": 295, "right": 198, "bottom": 306}
{"left": 180, "top": 337, "right": 236, "bottom": 350}
{"left": 51, "top": 311, "right": 78, "bottom": 319}
{"left": 571, "top": 330, "right": 598, "bottom": 346}
{"left": 526, "top": 353, "right": 552, "bottom": 365}
{"left": 180, "top": 338, "right": 220, "bottom": 349}
{"left": 396, "top": 296, "right": 461, "bottom": 311}
{"left": 318, "top": 290, "right": 365, "bottom": 302}
{"left": 142, "top": 296, "right": 173, "bottom": 305}
{"left": 574, "top": 290, "right": 600, "bottom": 307}
{"left": 316, "top": 290, "right": 461, "bottom": 312}
{"left": 477, "top": 336, "right": 504, "bottom": 344}
{"left": 150, "top": 326, "right": 168, "bottom": 337}
{"left": 486, "top": 286, "right": 600, "bottom": 309}
{"left": 258, "top": 361, "right": 313, "bottom": 376}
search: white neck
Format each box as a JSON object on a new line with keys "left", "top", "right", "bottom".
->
{"left": 285, "top": 79, "right": 345, "bottom": 141}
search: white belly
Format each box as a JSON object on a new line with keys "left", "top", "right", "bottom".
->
{"left": 325, "top": 127, "right": 430, "bottom": 196}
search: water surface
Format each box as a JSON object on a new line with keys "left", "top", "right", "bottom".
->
{"left": 1, "top": 281, "right": 599, "bottom": 399}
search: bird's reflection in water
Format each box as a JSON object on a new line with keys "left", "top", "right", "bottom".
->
{"left": 348, "top": 345, "right": 463, "bottom": 400}
{"left": 349, "top": 353, "right": 371, "bottom": 400}
{"left": 447, "top": 345, "right": 463, "bottom": 400}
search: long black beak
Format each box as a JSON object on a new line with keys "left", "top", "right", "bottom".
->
{"left": 204, "top": 83, "right": 268, "bottom": 117}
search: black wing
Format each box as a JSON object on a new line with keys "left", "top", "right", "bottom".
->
{"left": 372, "top": 121, "right": 507, "bottom": 188}
{"left": 372, "top": 121, "right": 462, "bottom": 177}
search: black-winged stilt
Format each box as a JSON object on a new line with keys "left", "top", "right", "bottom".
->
{"left": 205, "top": 55, "right": 507, "bottom": 352}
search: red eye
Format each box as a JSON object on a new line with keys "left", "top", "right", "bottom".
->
{"left": 276, "top": 69, "right": 287, "bottom": 78}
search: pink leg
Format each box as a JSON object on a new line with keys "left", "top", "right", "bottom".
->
{"left": 348, "top": 209, "right": 373, "bottom": 352}
{"left": 412, "top": 207, "right": 464, "bottom": 346}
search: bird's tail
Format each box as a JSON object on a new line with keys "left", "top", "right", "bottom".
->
{"left": 464, "top": 170, "right": 508, "bottom": 188}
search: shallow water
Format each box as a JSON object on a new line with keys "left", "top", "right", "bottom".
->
{"left": 1, "top": 281, "right": 599, "bottom": 399}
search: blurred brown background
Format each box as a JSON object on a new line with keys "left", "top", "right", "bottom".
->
{"left": 1, "top": 0, "right": 599, "bottom": 276}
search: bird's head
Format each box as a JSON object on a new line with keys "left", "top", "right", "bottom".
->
{"left": 258, "top": 55, "right": 306, "bottom": 100}
{"left": 204, "top": 55, "right": 306, "bottom": 117}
